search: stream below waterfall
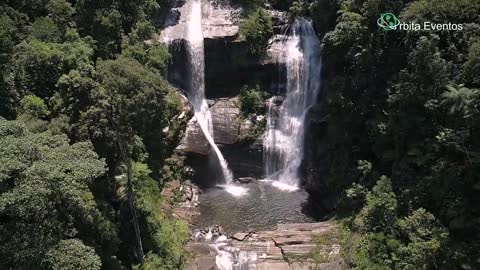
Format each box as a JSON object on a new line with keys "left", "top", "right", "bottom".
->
{"left": 194, "top": 181, "right": 317, "bottom": 233}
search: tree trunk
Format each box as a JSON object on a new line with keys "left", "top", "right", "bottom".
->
{"left": 118, "top": 135, "right": 145, "bottom": 266}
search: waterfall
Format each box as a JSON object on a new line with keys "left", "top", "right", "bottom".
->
{"left": 185, "top": 0, "right": 234, "bottom": 184}
{"left": 263, "top": 19, "right": 322, "bottom": 189}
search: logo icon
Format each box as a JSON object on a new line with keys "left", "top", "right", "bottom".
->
{"left": 377, "top": 13, "right": 400, "bottom": 31}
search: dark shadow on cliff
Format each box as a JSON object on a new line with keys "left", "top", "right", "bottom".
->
{"left": 301, "top": 195, "right": 336, "bottom": 221}
{"left": 186, "top": 151, "right": 227, "bottom": 188}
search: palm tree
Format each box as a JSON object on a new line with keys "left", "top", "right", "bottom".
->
{"left": 441, "top": 84, "right": 479, "bottom": 119}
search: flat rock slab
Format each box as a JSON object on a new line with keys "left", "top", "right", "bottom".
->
{"left": 211, "top": 97, "right": 240, "bottom": 145}
{"left": 277, "top": 222, "right": 335, "bottom": 232}
{"left": 237, "top": 177, "right": 255, "bottom": 184}
{"left": 186, "top": 242, "right": 215, "bottom": 256}
{"left": 186, "top": 222, "right": 342, "bottom": 269}
{"left": 186, "top": 255, "right": 217, "bottom": 270}
{"left": 271, "top": 234, "right": 313, "bottom": 245}
{"left": 281, "top": 243, "right": 317, "bottom": 255}
{"left": 231, "top": 232, "right": 249, "bottom": 241}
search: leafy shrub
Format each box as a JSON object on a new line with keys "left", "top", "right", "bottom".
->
{"left": 47, "top": 0, "right": 75, "bottom": 27}
{"left": 239, "top": 9, "right": 273, "bottom": 56}
{"left": 232, "top": 0, "right": 265, "bottom": 10}
{"left": 132, "top": 162, "right": 188, "bottom": 268}
{"left": 44, "top": 239, "right": 101, "bottom": 270}
{"left": 28, "top": 17, "right": 61, "bottom": 42}
{"left": 19, "top": 94, "right": 49, "bottom": 118}
{"left": 238, "top": 85, "right": 266, "bottom": 117}
{"left": 160, "top": 154, "right": 192, "bottom": 185}
{"left": 239, "top": 116, "right": 266, "bottom": 143}
{"left": 354, "top": 176, "right": 397, "bottom": 234}
{"left": 352, "top": 232, "right": 403, "bottom": 270}
{"left": 396, "top": 208, "right": 448, "bottom": 268}
{"left": 463, "top": 41, "right": 480, "bottom": 87}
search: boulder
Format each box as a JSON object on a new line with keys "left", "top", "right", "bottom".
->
{"left": 211, "top": 97, "right": 241, "bottom": 145}
{"left": 237, "top": 177, "right": 254, "bottom": 184}
{"left": 180, "top": 96, "right": 266, "bottom": 179}
{"left": 177, "top": 117, "right": 210, "bottom": 155}
{"left": 231, "top": 232, "right": 249, "bottom": 241}
{"left": 178, "top": 97, "right": 243, "bottom": 155}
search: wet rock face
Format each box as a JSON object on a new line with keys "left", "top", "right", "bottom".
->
{"left": 160, "top": 0, "right": 288, "bottom": 98}
{"left": 211, "top": 98, "right": 240, "bottom": 144}
{"left": 302, "top": 104, "right": 338, "bottom": 212}
{"left": 166, "top": 40, "right": 189, "bottom": 91}
{"left": 178, "top": 97, "right": 264, "bottom": 179}
{"left": 221, "top": 140, "right": 263, "bottom": 178}
{"left": 202, "top": 0, "right": 241, "bottom": 39}
{"left": 178, "top": 116, "right": 211, "bottom": 155}
{"left": 177, "top": 97, "right": 241, "bottom": 155}
{"left": 204, "top": 34, "right": 289, "bottom": 98}
{"left": 161, "top": 1, "right": 290, "bottom": 179}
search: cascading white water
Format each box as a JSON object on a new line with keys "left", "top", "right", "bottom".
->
{"left": 263, "top": 19, "right": 322, "bottom": 189}
{"left": 186, "top": 0, "right": 233, "bottom": 184}
{"left": 192, "top": 227, "right": 256, "bottom": 270}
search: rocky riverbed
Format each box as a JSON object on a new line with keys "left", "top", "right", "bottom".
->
{"left": 186, "top": 222, "right": 343, "bottom": 270}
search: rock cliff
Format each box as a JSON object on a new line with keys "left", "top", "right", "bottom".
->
{"left": 302, "top": 104, "right": 340, "bottom": 213}
{"left": 162, "top": 1, "right": 289, "bottom": 179}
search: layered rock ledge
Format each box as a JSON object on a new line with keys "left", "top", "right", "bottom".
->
{"left": 186, "top": 222, "right": 343, "bottom": 270}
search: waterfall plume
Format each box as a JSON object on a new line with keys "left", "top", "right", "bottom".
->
{"left": 263, "top": 19, "right": 322, "bottom": 189}
{"left": 186, "top": 0, "right": 234, "bottom": 184}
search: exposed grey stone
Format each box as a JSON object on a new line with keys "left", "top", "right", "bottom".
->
{"left": 187, "top": 222, "right": 343, "bottom": 270}
{"left": 238, "top": 118, "right": 252, "bottom": 138}
{"left": 178, "top": 97, "right": 242, "bottom": 155}
{"left": 203, "top": 1, "right": 240, "bottom": 39}
{"left": 231, "top": 232, "right": 248, "bottom": 241}
{"left": 186, "top": 242, "right": 217, "bottom": 270}
{"left": 177, "top": 117, "right": 210, "bottom": 155}
{"left": 211, "top": 97, "right": 241, "bottom": 145}
{"left": 237, "top": 177, "right": 254, "bottom": 184}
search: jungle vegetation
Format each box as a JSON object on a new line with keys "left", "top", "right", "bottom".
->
{"left": 309, "top": 0, "right": 480, "bottom": 269}
{"left": 0, "top": 0, "right": 190, "bottom": 269}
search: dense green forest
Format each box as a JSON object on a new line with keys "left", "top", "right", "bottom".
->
{"left": 1, "top": 0, "right": 479, "bottom": 269}
{"left": 0, "top": 0, "right": 190, "bottom": 269}
{"left": 311, "top": 0, "right": 480, "bottom": 269}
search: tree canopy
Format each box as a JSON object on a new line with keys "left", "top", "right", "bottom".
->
{"left": 0, "top": 0, "right": 190, "bottom": 268}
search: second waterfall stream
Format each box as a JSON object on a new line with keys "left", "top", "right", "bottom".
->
{"left": 263, "top": 19, "right": 322, "bottom": 190}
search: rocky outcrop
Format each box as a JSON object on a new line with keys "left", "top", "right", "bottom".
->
{"left": 302, "top": 104, "right": 339, "bottom": 213}
{"left": 210, "top": 98, "right": 240, "bottom": 144}
{"left": 186, "top": 222, "right": 343, "bottom": 270}
{"left": 161, "top": 180, "right": 201, "bottom": 224}
{"left": 178, "top": 117, "right": 211, "bottom": 155}
{"left": 177, "top": 97, "right": 263, "bottom": 179}
{"left": 177, "top": 97, "right": 241, "bottom": 154}
{"left": 202, "top": 0, "right": 241, "bottom": 39}
{"left": 161, "top": 0, "right": 290, "bottom": 179}
{"left": 160, "top": 0, "right": 289, "bottom": 97}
